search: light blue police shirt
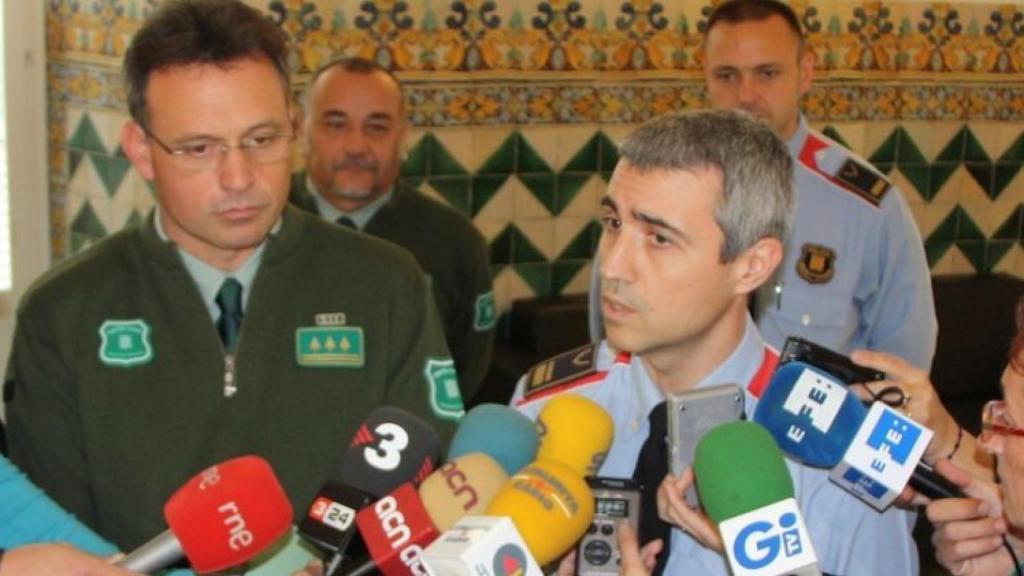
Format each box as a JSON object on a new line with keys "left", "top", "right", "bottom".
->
{"left": 511, "top": 316, "right": 919, "bottom": 575}
{"left": 587, "top": 117, "right": 937, "bottom": 373}
{"left": 755, "top": 117, "right": 937, "bottom": 372}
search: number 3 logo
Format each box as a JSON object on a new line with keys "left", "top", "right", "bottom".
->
{"left": 363, "top": 422, "right": 409, "bottom": 471}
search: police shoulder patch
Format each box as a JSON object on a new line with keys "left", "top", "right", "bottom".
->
{"left": 523, "top": 343, "right": 600, "bottom": 401}
{"left": 798, "top": 133, "right": 891, "bottom": 208}
{"left": 834, "top": 157, "right": 891, "bottom": 207}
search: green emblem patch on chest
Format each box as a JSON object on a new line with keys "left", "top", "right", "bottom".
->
{"left": 474, "top": 290, "right": 497, "bottom": 332}
{"left": 296, "top": 326, "right": 365, "bottom": 368}
{"left": 425, "top": 357, "right": 465, "bottom": 420}
{"left": 98, "top": 319, "right": 154, "bottom": 367}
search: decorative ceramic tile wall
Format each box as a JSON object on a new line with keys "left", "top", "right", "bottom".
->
{"left": 48, "top": 1, "right": 1024, "bottom": 315}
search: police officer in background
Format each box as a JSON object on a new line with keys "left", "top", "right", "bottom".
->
{"left": 291, "top": 57, "right": 495, "bottom": 400}
{"left": 702, "top": 0, "right": 936, "bottom": 366}
{"left": 704, "top": 0, "right": 966, "bottom": 467}
{"left": 589, "top": 0, "right": 946, "bottom": 448}
{"left": 514, "top": 109, "right": 921, "bottom": 575}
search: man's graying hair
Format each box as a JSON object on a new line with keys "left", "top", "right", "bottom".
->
{"left": 619, "top": 109, "right": 794, "bottom": 262}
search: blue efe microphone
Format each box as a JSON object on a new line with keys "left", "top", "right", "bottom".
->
{"left": 447, "top": 403, "right": 539, "bottom": 475}
{"left": 754, "top": 361, "right": 963, "bottom": 509}
{"left": 754, "top": 361, "right": 867, "bottom": 468}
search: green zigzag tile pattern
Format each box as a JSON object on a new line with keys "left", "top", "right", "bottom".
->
{"left": 869, "top": 126, "right": 1024, "bottom": 202}
{"left": 70, "top": 200, "right": 106, "bottom": 254}
{"left": 63, "top": 109, "right": 1024, "bottom": 298}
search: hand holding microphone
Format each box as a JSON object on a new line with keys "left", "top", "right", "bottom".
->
{"left": 849, "top": 349, "right": 993, "bottom": 481}
{"left": 694, "top": 421, "right": 820, "bottom": 576}
{"left": 0, "top": 544, "right": 139, "bottom": 576}
{"left": 654, "top": 469, "right": 722, "bottom": 552}
{"left": 117, "top": 455, "right": 292, "bottom": 574}
{"left": 753, "top": 358, "right": 964, "bottom": 509}
{"left": 925, "top": 459, "right": 1017, "bottom": 576}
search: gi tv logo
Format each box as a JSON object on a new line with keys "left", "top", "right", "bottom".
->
{"left": 719, "top": 499, "right": 820, "bottom": 576}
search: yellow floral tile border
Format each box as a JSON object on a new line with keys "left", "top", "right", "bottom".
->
{"left": 48, "top": 1, "right": 1024, "bottom": 76}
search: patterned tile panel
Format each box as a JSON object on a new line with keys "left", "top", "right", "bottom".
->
{"left": 48, "top": 1, "right": 1024, "bottom": 313}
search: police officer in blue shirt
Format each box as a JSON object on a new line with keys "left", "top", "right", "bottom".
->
{"left": 701, "top": 0, "right": 936, "bottom": 375}
{"left": 589, "top": 0, "right": 943, "bottom": 442}
{"left": 514, "top": 109, "right": 921, "bottom": 575}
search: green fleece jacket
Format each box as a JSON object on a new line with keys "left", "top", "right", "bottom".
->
{"left": 291, "top": 177, "right": 495, "bottom": 400}
{"left": 5, "top": 206, "right": 460, "bottom": 549}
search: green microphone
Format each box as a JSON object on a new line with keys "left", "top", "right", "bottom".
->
{"left": 693, "top": 421, "right": 820, "bottom": 575}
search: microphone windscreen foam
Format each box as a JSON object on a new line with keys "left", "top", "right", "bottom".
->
{"left": 341, "top": 406, "right": 442, "bottom": 498}
{"left": 419, "top": 453, "right": 509, "bottom": 531}
{"left": 164, "top": 455, "right": 292, "bottom": 574}
{"left": 536, "top": 394, "right": 614, "bottom": 477}
{"left": 693, "top": 421, "right": 793, "bottom": 525}
{"left": 754, "top": 361, "right": 868, "bottom": 468}
{"left": 447, "top": 403, "right": 539, "bottom": 475}
{"left": 486, "top": 459, "right": 594, "bottom": 566}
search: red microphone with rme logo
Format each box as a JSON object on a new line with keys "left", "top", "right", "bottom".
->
{"left": 118, "top": 455, "right": 292, "bottom": 574}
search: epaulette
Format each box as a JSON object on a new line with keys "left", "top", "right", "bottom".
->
{"left": 799, "top": 132, "right": 891, "bottom": 208}
{"left": 520, "top": 343, "right": 601, "bottom": 403}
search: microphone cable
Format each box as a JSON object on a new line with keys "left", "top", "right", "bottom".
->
{"left": 1004, "top": 535, "right": 1022, "bottom": 576}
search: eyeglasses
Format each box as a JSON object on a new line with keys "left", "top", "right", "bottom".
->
{"left": 144, "top": 128, "right": 294, "bottom": 172}
{"left": 981, "top": 399, "right": 1024, "bottom": 444}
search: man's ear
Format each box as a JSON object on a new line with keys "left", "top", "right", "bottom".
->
{"left": 732, "top": 237, "right": 784, "bottom": 297}
{"left": 798, "top": 48, "right": 815, "bottom": 96}
{"left": 121, "top": 121, "right": 155, "bottom": 181}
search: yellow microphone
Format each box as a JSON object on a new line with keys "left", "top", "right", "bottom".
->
{"left": 485, "top": 459, "right": 594, "bottom": 566}
{"left": 536, "top": 394, "right": 614, "bottom": 477}
{"left": 418, "top": 453, "right": 509, "bottom": 532}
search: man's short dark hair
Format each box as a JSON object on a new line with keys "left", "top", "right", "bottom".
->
{"left": 706, "top": 0, "right": 804, "bottom": 46}
{"left": 124, "top": 0, "right": 290, "bottom": 129}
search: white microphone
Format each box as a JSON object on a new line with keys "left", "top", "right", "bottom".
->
{"left": 422, "top": 516, "right": 543, "bottom": 576}
{"left": 828, "top": 401, "right": 933, "bottom": 510}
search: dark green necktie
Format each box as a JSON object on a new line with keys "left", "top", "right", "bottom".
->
{"left": 215, "top": 278, "right": 243, "bottom": 353}
{"left": 336, "top": 216, "right": 357, "bottom": 229}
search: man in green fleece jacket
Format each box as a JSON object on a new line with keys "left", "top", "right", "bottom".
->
{"left": 290, "top": 57, "right": 495, "bottom": 400}
{"left": 4, "top": 0, "right": 462, "bottom": 551}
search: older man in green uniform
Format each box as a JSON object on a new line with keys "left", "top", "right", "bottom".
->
{"left": 4, "top": 0, "right": 461, "bottom": 551}
{"left": 290, "top": 57, "right": 495, "bottom": 401}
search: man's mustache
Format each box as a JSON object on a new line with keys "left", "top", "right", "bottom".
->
{"left": 331, "top": 155, "right": 378, "bottom": 171}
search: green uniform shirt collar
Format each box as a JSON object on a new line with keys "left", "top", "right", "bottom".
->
{"left": 306, "top": 174, "right": 394, "bottom": 230}
{"left": 151, "top": 207, "right": 277, "bottom": 321}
